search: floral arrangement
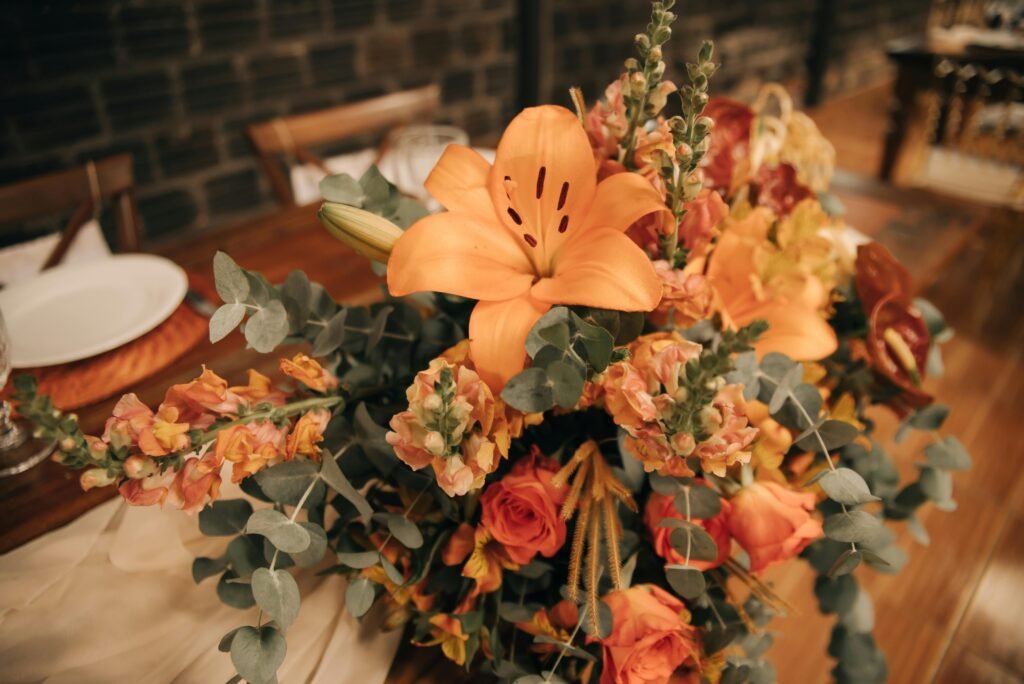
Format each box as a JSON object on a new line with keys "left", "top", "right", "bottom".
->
{"left": 16, "top": 3, "right": 971, "bottom": 683}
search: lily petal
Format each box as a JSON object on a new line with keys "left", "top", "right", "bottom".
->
{"left": 488, "top": 106, "right": 597, "bottom": 267}
{"left": 532, "top": 229, "right": 662, "bottom": 311}
{"left": 576, "top": 171, "right": 670, "bottom": 236}
{"left": 469, "top": 296, "right": 551, "bottom": 391}
{"left": 745, "top": 300, "right": 838, "bottom": 360}
{"left": 424, "top": 144, "right": 495, "bottom": 221}
{"left": 388, "top": 212, "right": 534, "bottom": 300}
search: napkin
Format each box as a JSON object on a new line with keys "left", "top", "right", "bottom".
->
{"left": 0, "top": 220, "right": 110, "bottom": 287}
{"left": 0, "top": 479, "right": 402, "bottom": 684}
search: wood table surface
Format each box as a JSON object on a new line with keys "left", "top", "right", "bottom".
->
{"left": 0, "top": 175, "right": 998, "bottom": 683}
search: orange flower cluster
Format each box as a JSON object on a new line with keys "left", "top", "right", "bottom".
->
{"left": 385, "top": 343, "right": 540, "bottom": 497}
{"left": 593, "top": 332, "right": 757, "bottom": 476}
{"left": 85, "top": 355, "right": 337, "bottom": 513}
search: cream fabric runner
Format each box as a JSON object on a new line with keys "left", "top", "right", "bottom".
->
{"left": 0, "top": 488, "right": 401, "bottom": 684}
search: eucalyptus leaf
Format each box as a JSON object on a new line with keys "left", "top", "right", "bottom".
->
{"left": 247, "top": 509, "right": 312, "bottom": 553}
{"left": 280, "top": 270, "right": 312, "bottom": 331}
{"left": 319, "top": 174, "right": 365, "bottom": 205}
{"left": 380, "top": 555, "right": 405, "bottom": 585}
{"left": 213, "top": 251, "right": 250, "bottom": 303}
{"left": 192, "top": 556, "right": 227, "bottom": 583}
{"left": 666, "top": 564, "right": 706, "bottom": 599}
{"left": 199, "top": 499, "right": 253, "bottom": 536}
{"left": 230, "top": 625, "right": 287, "bottom": 684}
{"left": 337, "top": 550, "right": 381, "bottom": 569}
{"left": 681, "top": 483, "right": 722, "bottom": 519}
{"left": 924, "top": 436, "right": 971, "bottom": 471}
{"left": 291, "top": 523, "right": 328, "bottom": 567}
{"left": 579, "top": 599, "right": 613, "bottom": 640}
{"left": 823, "top": 510, "right": 884, "bottom": 544}
{"left": 532, "top": 635, "right": 596, "bottom": 662}
{"left": 226, "top": 534, "right": 267, "bottom": 577}
{"left": 346, "top": 577, "right": 376, "bottom": 617}
{"left": 547, "top": 360, "right": 585, "bottom": 409}
{"left": 252, "top": 568, "right": 301, "bottom": 630}
{"left": 501, "top": 367, "right": 554, "bottom": 412}
{"left": 385, "top": 514, "right": 423, "bottom": 549}
{"left": 321, "top": 450, "right": 373, "bottom": 521}
{"left": 828, "top": 548, "right": 862, "bottom": 577}
{"left": 818, "top": 468, "right": 880, "bottom": 505}
{"left": 795, "top": 419, "right": 859, "bottom": 452}
{"left": 909, "top": 404, "right": 950, "bottom": 431}
{"left": 255, "top": 460, "right": 319, "bottom": 506}
{"left": 839, "top": 589, "right": 876, "bottom": 634}
{"left": 814, "top": 574, "right": 857, "bottom": 614}
{"left": 210, "top": 303, "right": 246, "bottom": 343}
{"left": 219, "top": 627, "right": 244, "bottom": 652}
{"left": 649, "top": 471, "right": 681, "bottom": 496}
{"left": 919, "top": 466, "right": 954, "bottom": 505}
{"left": 669, "top": 522, "right": 719, "bottom": 562}
{"left": 365, "top": 306, "right": 394, "bottom": 350}
{"left": 245, "top": 300, "right": 290, "bottom": 353}
{"left": 217, "top": 570, "right": 256, "bottom": 609}
{"left": 312, "top": 308, "right": 347, "bottom": 356}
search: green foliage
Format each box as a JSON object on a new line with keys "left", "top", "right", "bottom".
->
{"left": 320, "top": 166, "right": 429, "bottom": 229}
{"left": 666, "top": 564, "right": 706, "bottom": 599}
{"left": 199, "top": 500, "right": 253, "bottom": 536}
{"left": 252, "top": 568, "right": 301, "bottom": 631}
{"left": 230, "top": 625, "right": 287, "bottom": 684}
{"left": 246, "top": 509, "right": 312, "bottom": 554}
{"left": 345, "top": 577, "right": 376, "bottom": 618}
{"left": 817, "top": 469, "right": 880, "bottom": 506}
{"left": 662, "top": 519, "right": 719, "bottom": 562}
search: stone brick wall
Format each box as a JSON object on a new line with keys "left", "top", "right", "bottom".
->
{"left": 1, "top": 0, "right": 931, "bottom": 244}
{"left": 0, "top": 0, "right": 518, "bottom": 242}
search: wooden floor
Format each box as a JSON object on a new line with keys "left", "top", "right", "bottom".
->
{"left": 765, "top": 86, "right": 1024, "bottom": 684}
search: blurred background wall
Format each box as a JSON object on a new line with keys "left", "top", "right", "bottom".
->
{"left": 0, "top": 0, "right": 932, "bottom": 242}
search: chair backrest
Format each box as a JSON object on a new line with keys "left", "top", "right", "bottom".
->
{"left": 248, "top": 85, "right": 441, "bottom": 206}
{"left": 0, "top": 154, "right": 141, "bottom": 252}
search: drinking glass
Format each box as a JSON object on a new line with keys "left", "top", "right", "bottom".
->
{"left": 386, "top": 125, "right": 470, "bottom": 209}
{"left": 0, "top": 310, "right": 54, "bottom": 477}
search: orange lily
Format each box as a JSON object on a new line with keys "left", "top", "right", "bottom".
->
{"left": 694, "top": 211, "right": 837, "bottom": 360}
{"left": 387, "top": 105, "right": 668, "bottom": 390}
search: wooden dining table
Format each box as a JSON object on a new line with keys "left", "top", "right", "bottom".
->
{"left": 0, "top": 172, "right": 995, "bottom": 683}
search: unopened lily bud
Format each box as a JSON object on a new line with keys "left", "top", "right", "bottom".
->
{"left": 319, "top": 202, "right": 404, "bottom": 264}
{"left": 81, "top": 468, "right": 116, "bottom": 491}
{"left": 123, "top": 455, "right": 158, "bottom": 479}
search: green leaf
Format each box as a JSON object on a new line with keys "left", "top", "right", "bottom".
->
{"left": 768, "top": 364, "right": 803, "bottom": 413}
{"left": 924, "top": 436, "right": 971, "bottom": 471}
{"left": 665, "top": 564, "right": 706, "bottom": 599}
{"left": 909, "top": 404, "right": 950, "bottom": 431}
{"left": 823, "top": 510, "right": 884, "bottom": 544}
{"left": 525, "top": 308, "right": 572, "bottom": 357}
{"left": 839, "top": 590, "right": 875, "bottom": 634}
{"left": 192, "top": 556, "right": 227, "bottom": 583}
{"left": 252, "top": 568, "right": 301, "bottom": 630}
{"left": 814, "top": 574, "right": 857, "bottom": 614}
{"left": 531, "top": 635, "right": 597, "bottom": 662}
{"left": 538, "top": 321, "right": 571, "bottom": 349}
{"left": 312, "top": 308, "right": 347, "bottom": 356}
{"left": 359, "top": 165, "right": 391, "bottom": 209}
{"left": 828, "top": 548, "right": 862, "bottom": 577}
{"left": 499, "top": 602, "right": 536, "bottom": 623}
{"left": 214, "top": 251, "right": 250, "bottom": 303}
{"left": 365, "top": 306, "right": 394, "bottom": 350}
{"left": 255, "top": 460, "right": 320, "bottom": 506}
{"left": 796, "top": 419, "right": 859, "bottom": 452}
{"left": 501, "top": 367, "right": 554, "bottom": 412}
{"left": 861, "top": 544, "right": 906, "bottom": 573}
{"left": 649, "top": 471, "right": 681, "bottom": 496}
{"left": 384, "top": 514, "right": 423, "bottom": 549}
{"left": 230, "top": 625, "right": 287, "bottom": 684}
{"left": 247, "top": 509, "right": 312, "bottom": 553}
{"left": 682, "top": 483, "right": 722, "bottom": 519}
{"left": 245, "top": 300, "right": 290, "bottom": 353}
{"left": 817, "top": 468, "right": 880, "bottom": 506}
{"left": 337, "top": 550, "right": 381, "bottom": 569}
{"left": 579, "top": 599, "right": 613, "bottom": 640}
{"left": 919, "top": 466, "right": 954, "bottom": 504}
{"left": 759, "top": 352, "right": 798, "bottom": 381}
{"left": 346, "top": 577, "right": 376, "bottom": 617}
{"left": 547, "top": 360, "right": 585, "bottom": 409}
{"left": 219, "top": 627, "right": 244, "bottom": 652}
{"left": 321, "top": 450, "right": 374, "bottom": 521}
{"left": 291, "top": 522, "right": 328, "bottom": 567}
{"left": 226, "top": 534, "right": 267, "bottom": 577}
{"left": 392, "top": 197, "right": 429, "bottom": 228}
{"left": 379, "top": 555, "right": 404, "bottom": 585}
{"left": 576, "top": 317, "right": 614, "bottom": 371}
{"left": 320, "top": 173, "right": 365, "bottom": 205}
{"left": 280, "top": 270, "right": 312, "bottom": 331}
{"left": 906, "top": 514, "right": 930, "bottom": 546}
{"left": 217, "top": 570, "right": 256, "bottom": 609}
{"left": 668, "top": 521, "right": 719, "bottom": 562}
{"left": 199, "top": 500, "right": 253, "bottom": 536}
{"left": 210, "top": 303, "right": 246, "bottom": 343}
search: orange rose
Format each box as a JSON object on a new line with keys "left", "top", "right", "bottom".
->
{"left": 601, "top": 584, "right": 701, "bottom": 684}
{"left": 480, "top": 452, "right": 568, "bottom": 564}
{"left": 727, "top": 481, "right": 822, "bottom": 572}
{"left": 643, "top": 488, "right": 732, "bottom": 571}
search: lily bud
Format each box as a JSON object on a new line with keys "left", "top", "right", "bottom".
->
{"left": 318, "top": 202, "right": 404, "bottom": 264}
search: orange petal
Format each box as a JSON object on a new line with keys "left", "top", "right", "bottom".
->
{"left": 532, "top": 229, "right": 661, "bottom": 311}
{"left": 745, "top": 300, "right": 838, "bottom": 361}
{"left": 388, "top": 212, "right": 534, "bottom": 300}
{"left": 469, "top": 296, "right": 550, "bottom": 391}
{"left": 576, "top": 171, "right": 670, "bottom": 236}
{"left": 487, "top": 106, "right": 597, "bottom": 267}
{"left": 424, "top": 144, "right": 495, "bottom": 221}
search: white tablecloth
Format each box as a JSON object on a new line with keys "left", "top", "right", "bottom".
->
{"left": 0, "top": 487, "right": 401, "bottom": 684}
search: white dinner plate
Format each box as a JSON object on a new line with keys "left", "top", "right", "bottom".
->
{"left": 0, "top": 254, "right": 188, "bottom": 368}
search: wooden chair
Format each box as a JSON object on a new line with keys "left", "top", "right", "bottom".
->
{"left": 247, "top": 85, "right": 441, "bottom": 206}
{"left": 0, "top": 154, "right": 142, "bottom": 259}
